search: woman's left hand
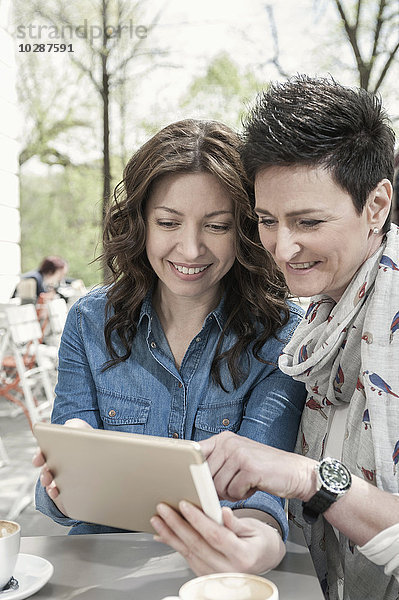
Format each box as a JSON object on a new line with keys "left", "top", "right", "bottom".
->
{"left": 151, "top": 501, "right": 286, "bottom": 575}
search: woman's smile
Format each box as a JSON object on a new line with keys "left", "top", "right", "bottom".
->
{"left": 287, "top": 261, "right": 320, "bottom": 271}
{"left": 168, "top": 261, "right": 212, "bottom": 279}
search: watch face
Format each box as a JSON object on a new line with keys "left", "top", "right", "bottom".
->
{"left": 320, "top": 458, "right": 352, "bottom": 494}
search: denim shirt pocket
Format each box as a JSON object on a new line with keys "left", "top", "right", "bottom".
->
{"left": 193, "top": 398, "right": 244, "bottom": 442}
{"left": 97, "top": 389, "right": 151, "bottom": 434}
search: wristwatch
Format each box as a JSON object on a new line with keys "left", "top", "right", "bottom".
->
{"left": 302, "top": 457, "right": 352, "bottom": 524}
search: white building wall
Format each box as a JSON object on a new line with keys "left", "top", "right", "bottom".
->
{"left": 0, "top": 0, "right": 20, "bottom": 302}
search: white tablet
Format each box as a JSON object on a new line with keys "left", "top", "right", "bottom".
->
{"left": 33, "top": 422, "right": 222, "bottom": 533}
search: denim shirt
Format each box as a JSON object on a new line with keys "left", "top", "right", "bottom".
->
{"left": 36, "top": 288, "right": 306, "bottom": 538}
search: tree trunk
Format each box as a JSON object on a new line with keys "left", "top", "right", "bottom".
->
{"left": 102, "top": 0, "right": 111, "bottom": 228}
{"left": 101, "top": 0, "right": 111, "bottom": 282}
{"left": 102, "top": 66, "right": 110, "bottom": 225}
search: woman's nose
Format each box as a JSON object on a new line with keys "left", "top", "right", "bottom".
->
{"left": 274, "top": 228, "right": 301, "bottom": 263}
{"left": 178, "top": 229, "right": 205, "bottom": 259}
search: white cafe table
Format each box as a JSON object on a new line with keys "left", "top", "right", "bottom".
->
{"left": 20, "top": 527, "right": 323, "bottom": 599}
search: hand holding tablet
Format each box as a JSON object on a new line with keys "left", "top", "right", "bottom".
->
{"left": 34, "top": 418, "right": 93, "bottom": 506}
{"left": 33, "top": 422, "right": 222, "bottom": 533}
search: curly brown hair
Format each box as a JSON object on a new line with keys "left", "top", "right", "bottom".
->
{"left": 101, "top": 119, "right": 289, "bottom": 390}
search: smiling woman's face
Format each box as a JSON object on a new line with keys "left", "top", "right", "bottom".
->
{"left": 254, "top": 165, "right": 384, "bottom": 302}
{"left": 145, "top": 171, "right": 236, "bottom": 304}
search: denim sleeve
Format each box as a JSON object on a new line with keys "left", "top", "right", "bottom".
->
{"left": 35, "top": 479, "right": 80, "bottom": 528}
{"left": 51, "top": 300, "right": 103, "bottom": 427}
{"left": 35, "top": 300, "right": 102, "bottom": 528}
{"left": 224, "top": 311, "right": 307, "bottom": 542}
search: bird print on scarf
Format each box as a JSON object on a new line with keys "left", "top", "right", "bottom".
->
{"left": 364, "top": 371, "right": 399, "bottom": 398}
{"left": 380, "top": 254, "right": 399, "bottom": 272}
{"left": 390, "top": 310, "right": 399, "bottom": 343}
{"left": 393, "top": 441, "right": 399, "bottom": 475}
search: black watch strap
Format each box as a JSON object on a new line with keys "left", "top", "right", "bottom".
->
{"left": 302, "top": 488, "right": 337, "bottom": 524}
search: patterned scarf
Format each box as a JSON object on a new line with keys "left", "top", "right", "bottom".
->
{"left": 279, "top": 224, "right": 399, "bottom": 600}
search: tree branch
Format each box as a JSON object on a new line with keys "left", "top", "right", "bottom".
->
{"left": 373, "top": 38, "right": 399, "bottom": 91}
{"left": 264, "top": 4, "right": 289, "bottom": 79}
{"left": 370, "top": 0, "right": 387, "bottom": 65}
{"left": 112, "top": 35, "right": 148, "bottom": 73}
{"left": 112, "top": 5, "right": 166, "bottom": 74}
{"left": 333, "top": 0, "right": 370, "bottom": 87}
{"left": 355, "top": 0, "right": 362, "bottom": 30}
{"left": 32, "top": 4, "right": 103, "bottom": 92}
{"left": 334, "top": 0, "right": 364, "bottom": 69}
{"left": 69, "top": 55, "right": 102, "bottom": 93}
{"left": 111, "top": 61, "right": 181, "bottom": 88}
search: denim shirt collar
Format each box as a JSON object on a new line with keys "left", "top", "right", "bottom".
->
{"left": 137, "top": 289, "right": 227, "bottom": 334}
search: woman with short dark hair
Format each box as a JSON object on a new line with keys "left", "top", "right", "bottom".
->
{"left": 154, "top": 80, "right": 399, "bottom": 600}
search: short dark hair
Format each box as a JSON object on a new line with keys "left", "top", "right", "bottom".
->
{"left": 241, "top": 75, "right": 395, "bottom": 233}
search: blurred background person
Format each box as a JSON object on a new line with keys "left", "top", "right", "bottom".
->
{"left": 14, "top": 256, "right": 68, "bottom": 304}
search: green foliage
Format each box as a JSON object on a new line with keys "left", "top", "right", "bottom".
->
{"left": 20, "top": 165, "right": 103, "bottom": 288}
{"left": 17, "top": 52, "right": 93, "bottom": 168}
{"left": 181, "top": 52, "right": 266, "bottom": 129}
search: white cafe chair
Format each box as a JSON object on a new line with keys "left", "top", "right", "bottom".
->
{"left": 45, "top": 298, "right": 68, "bottom": 346}
{"left": 14, "top": 278, "right": 37, "bottom": 304}
{"left": 2, "top": 304, "right": 55, "bottom": 427}
{"left": 0, "top": 433, "right": 9, "bottom": 468}
{"left": 0, "top": 304, "right": 23, "bottom": 420}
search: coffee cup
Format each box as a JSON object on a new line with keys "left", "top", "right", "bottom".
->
{"left": 161, "top": 572, "right": 278, "bottom": 600}
{"left": 0, "top": 520, "right": 21, "bottom": 590}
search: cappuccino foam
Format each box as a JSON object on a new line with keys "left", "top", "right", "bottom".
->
{"left": 203, "top": 578, "right": 252, "bottom": 599}
{"left": 0, "top": 521, "right": 19, "bottom": 538}
{"left": 181, "top": 574, "right": 275, "bottom": 600}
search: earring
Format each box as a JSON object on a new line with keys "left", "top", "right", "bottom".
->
{"left": 372, "top": 227, "right": 379, "bottom": 235}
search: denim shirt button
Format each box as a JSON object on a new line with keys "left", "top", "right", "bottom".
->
{"left": 108, "top": 409, "right": 116, "bottom": 417}
{"left": 195, "top": 337, "right": 201, "bottom": 342}
{"left": 150, "top": 341, "right": 157, "bottom": 349}
{"left": 222, "top": 418, "right": 230, "bottom": 426}
{"left": 172, "top": 432, "right": 179, "bottom": 439}
{"left": 178, "top": 382, "right": 183, "bottom": 388}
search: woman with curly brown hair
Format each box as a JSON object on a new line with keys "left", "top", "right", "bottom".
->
{"left": 35, "top": 119, "right": 305, "bottom": 572}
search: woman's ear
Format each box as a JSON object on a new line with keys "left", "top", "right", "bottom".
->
{"left": 367, "top": 179, "right": 392, "bottom": 229}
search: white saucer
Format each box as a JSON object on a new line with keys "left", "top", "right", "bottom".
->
{"left": 1, "top": 554, "right": 54, "bottom": 600}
